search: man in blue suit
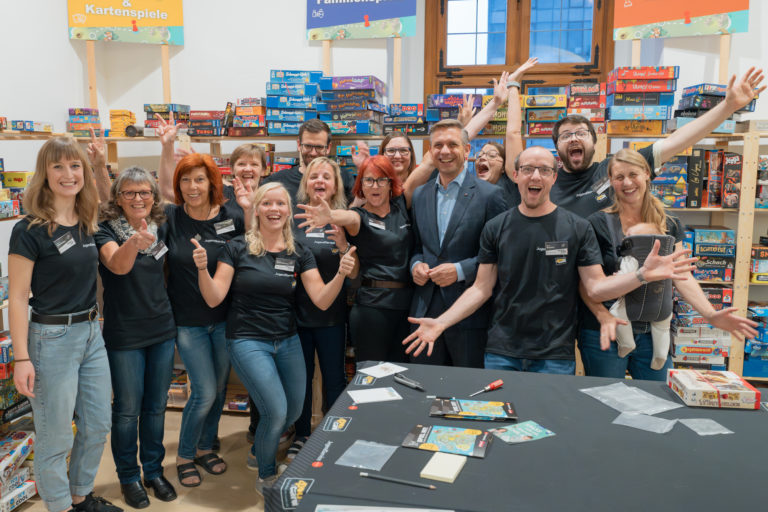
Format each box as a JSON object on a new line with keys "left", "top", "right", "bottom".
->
{"left": 409, "top": 119, "right": 507, "bottom": 367}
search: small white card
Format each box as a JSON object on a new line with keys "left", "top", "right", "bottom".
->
{"left": 347, "top": 387, "right": 402, "bottom": 404}
{"left": 358, "top": 362, "right": 408, "bottom": 378}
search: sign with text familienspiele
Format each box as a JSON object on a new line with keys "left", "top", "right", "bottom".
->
{"left": 68, "top": 0, "right": 184, "bottom": 45}
{"left": 307, "top": 0, "right": 417, "bottom": 40}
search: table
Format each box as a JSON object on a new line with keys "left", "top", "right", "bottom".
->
{"left": 264, "top": 363, "right": 767, "bottom": 511}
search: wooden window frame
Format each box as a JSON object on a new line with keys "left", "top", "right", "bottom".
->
{"left": 424, "top": 0, "right": 616, "bottom": 96}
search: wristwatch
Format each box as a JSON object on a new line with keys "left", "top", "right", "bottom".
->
{"left": 340, "top": 245, "right": 352, "bottom": 255}
{"left": 506, "top": 80, "right": 521, "bottom": 89}
{"left": 635, "top": 267, "right": 648, "bottom": 285}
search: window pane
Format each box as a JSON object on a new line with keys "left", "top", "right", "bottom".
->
{"left": 447, "top": 0, "right": 477, "bottom": 34}
{"left": 447, "top": 34, "right": 477, "bottom": 66}
{"left": 447, "top": 0, "right": 506, "bottom": 66}
{"left": 529, "top": 0, "right": 593, "bottom": 64}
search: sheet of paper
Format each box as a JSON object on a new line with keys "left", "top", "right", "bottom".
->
{"left": 358, "top": 362, "right": 409, "bottom": 378}
{"left": 347, "top": 387, "right": 403, "bottom": 404}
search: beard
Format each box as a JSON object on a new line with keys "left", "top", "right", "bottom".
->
{"left": 557, "top": 143, "right": 595, "bottom": 173}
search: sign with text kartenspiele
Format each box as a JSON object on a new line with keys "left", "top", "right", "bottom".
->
{"left": 68, "top": 0, "right": 184, "bottom": 45}
{"left": 307, "top": 0, "right": 416, "bottom": 40}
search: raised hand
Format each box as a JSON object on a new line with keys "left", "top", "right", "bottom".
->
{"left": 724, "top": 67, "right": 766, "bottom": 111}
{"left": 457, "top": 94, "right": 476, "bottom": 126}
{"left": 510, "top": 57, "right": 539, "bottom": 82}
{"left": 295, "top": 198, "right": 333, "bottom": 232}
{"left": 131, "top": 219, "right": 156, "bottom": 251}
{"left": 706, "top": 307, "right": 759, "bottom": 339}
{"left": 86, "top": 126, "right": 107, "bottom": 170}
{"left": 233, "top": 176, "right": 254, "bottom": 212}
{"left": 191, "top": 238, "right": 208, "bottom": 270}
{"left": 337, "top": 246, "right": 357, "bottom": 277}
{"left": 412, "top": 262, "right": 430, "bottom": 286}
{"left": 492, "top": 71, "right": 510, "bottom": 105}
{"left": 641, "top": 240, "right": 696, "bottom": 282}
{"left": 325, "top": 224, "right": 348, "bottom": 250}
{"left": 352, "top": 140, "right": 370, "bottom": 168}
{"left": 156, "top": 111, "right": 184, "bottom": 146}
{"left": 402, "top": 317, "right": 446, "bottom": 357}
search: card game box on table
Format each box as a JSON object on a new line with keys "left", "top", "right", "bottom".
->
{"left": 667, "top": 369, "right": 760, "bottom": 409}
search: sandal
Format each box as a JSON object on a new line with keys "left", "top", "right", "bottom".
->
{"left": 177, "top": 462, "right": 201, "bottom": 487}
{"left": 194, "top": 453, "right": 228, "bottom": 475}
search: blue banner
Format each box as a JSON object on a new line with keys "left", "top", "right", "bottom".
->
{"left": 307, "top": 0, "right": 416, "bottom": 30}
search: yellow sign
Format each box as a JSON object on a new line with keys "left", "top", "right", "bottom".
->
{"left": 68, "top": 0, "right": 184, "bottom": 45}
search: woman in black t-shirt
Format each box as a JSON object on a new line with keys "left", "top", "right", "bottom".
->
{"left": 163, "top": 153, "right": 245, "bottom": 487}
{"left": 580, "top": 149, "right": 757, "bottom": 380}
{"left": 95, "top": 167, "right": 177, "bottom": 507}
{"left": 192, "top": 183, "right": 356, "bottom": 492}
{"left": 9, "top": 136, "right": 120, "bottom": 512}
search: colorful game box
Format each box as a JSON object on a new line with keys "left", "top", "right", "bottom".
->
{"left": 608, "top": 66, "right": 679, "bottom": 81}
{"left": 667, "top": 369, "right": 760, "bottom": 409}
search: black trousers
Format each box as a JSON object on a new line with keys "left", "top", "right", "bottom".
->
{"left": 349, "top": 304, "right": 410, "bottom": 364}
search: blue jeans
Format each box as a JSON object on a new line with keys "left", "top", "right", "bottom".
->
{"left": 107, "top": 338, "right": 175, "bottom": 484}
{"left": 484, "top": 352, "right": 576, "bottom": 375}
{"left": 578, "top": 328, "right": 672, "bottom": 381}
{"left": 227, "top": 335, "right": 306, "bottom": 479}
{"left": 176, "top": 323, "right": 229, "bottom": 460}
{"left": 27, "top": 318, "right": 112, "bottom": 512}
{"left": 296, "top": 325, "right": 347, "bottom": 438}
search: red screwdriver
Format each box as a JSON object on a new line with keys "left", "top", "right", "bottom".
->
{"left": 469, "top": 379, "right": 504, "bottom": 397}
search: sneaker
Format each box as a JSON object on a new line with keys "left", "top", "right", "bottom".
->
{"left": 246, "top": 452, "right": 259, "bottom": 472}
{"left": 286, "top": 436, "right": 307, "bottom": 461}
{"left": 253, "top": 463, "right": 288, "bottom": 496}
{"left": 72, "top": 493, "right": 123, "bottom": 512}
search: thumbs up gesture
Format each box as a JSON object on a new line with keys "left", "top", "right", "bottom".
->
{"left": 191, "top": 238, "right": 208, "bottom": 271}
{"left": 131, "top": 219, "right": 156, "bottom": 251}
{"left": 338, "top": 246, "right": 357, "bottom": 277}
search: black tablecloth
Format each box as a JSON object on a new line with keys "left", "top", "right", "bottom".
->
{"left": 265, "top": 362, "right": 767, "bottom": 512}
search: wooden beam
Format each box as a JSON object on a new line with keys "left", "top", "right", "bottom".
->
{"left": 161, "top": 44, "right": 171, "bottom": 103}
{"left": 392, "top": 36, "right": 402, "bottom": 103}
{"left": 718, "top": 34, "right": 731, "bottom": 84}
{"left": 322, "top": 40, "right": 332, "bottom": 76}
{"left": 86, "top": 40, "right": 98, "bottom": 109}
{"left": 631, "top": 39, "right": 641, "bottom": 67}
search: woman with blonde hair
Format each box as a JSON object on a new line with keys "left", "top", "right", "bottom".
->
{"left": 9, "top": 136, "right": 120, "bottom": 512}
{"left": 579, "top": 148, "right": 757, "bottom": 380}
{"left": 191, "top": 182, "right": 356, "bottom": 494}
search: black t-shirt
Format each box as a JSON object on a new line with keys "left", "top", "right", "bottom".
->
{"left": 9, "top": 217, "right": 98, "bottom": 315}
{"left": 496, "top": 173, "right": 521, "bottom": 209}
{"left": 222, "top": 184, "right": 236, "bottom": 202}
{"left": 294, "top": 226, "right": 347, "bottom": 327}
{"left": 348, "top": 195, "right": 414, "bottom": 310}
{"left": 551, "top": 145, "right": 655, "bottom": 219}
{"left": 263, "top": 165, "right": 355, "bottom": 210}
{"left": 580, "top": 211, "right": 685, "bottom": 332}
{"left": 163, "top": 201, "right": 245, "bottom": 326}
{"left": 94, "top": 221, "right": 176, "bottom": 350}
{"left": 477, "top": 207, "right": 603, "bottom": 360}
{"left": 220, "top": 236, "right": 317, "bottom": 339}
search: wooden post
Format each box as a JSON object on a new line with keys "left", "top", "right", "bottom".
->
{"left": 392, "top": 36, "right": 402, "bottom": 103}
{"left": 322, "top": 40, "right": 332, "bottom": 76}
{"left": 631, "top": 39, "right": 641, "bottom": 67}
{"left": 718, "top": 34, "right": 731, "bottom": 83}
{"left": 86, "top": 40, "right": 98, "bottom": 109}
{"left": 161, "top": 44, "right": 171, "bottom": 103}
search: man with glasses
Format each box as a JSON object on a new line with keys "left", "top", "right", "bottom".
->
{"left": 552, "top": 67, "right": 765, "bottom": 218}
{"left": 263, "top": 119, "right": 355, "bottom": 207}
{"left": 404, "top": 146, "right": 695, "bottom": 374}
{"left": 408, "top": 119, "right": 507, "bottom": 368}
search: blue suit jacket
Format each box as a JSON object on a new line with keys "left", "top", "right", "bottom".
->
{"left": 409, "top": 172, "right": 507, "bottom": 329}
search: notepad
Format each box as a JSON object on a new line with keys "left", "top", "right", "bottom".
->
{"left": 419, "top": 452, "right": 467, "bottom": 483}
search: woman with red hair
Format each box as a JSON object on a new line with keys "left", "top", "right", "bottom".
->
{"left": 163, "top": 153, "right": 245, "bottom": 487}
{"left": 297, "top": 155, "right": 427, "bottom": 362}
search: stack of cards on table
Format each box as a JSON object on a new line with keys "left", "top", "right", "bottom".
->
{"left": 429, "top": 397, "right": 517, "bottom": 422}
{"left": 419, "top": 452, "right": 467, "bottom": 483}
{"left": 0, "top": 417, "right": 36, "bottom": 512}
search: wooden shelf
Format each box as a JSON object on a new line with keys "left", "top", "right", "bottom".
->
{"left": 744, "top": 376, "right": 768, "bottom": 383}
{"left": 0, "top": 217, "right": 20, "bottom": 223}
{"left": 749, "top": 282, "right": 768, "bottom": 286}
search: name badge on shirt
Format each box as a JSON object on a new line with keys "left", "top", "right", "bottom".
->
{"left": 592, "top": 176, "right": 610, "bottom": 202}
{"left": 54, "top": 232, "right": 76, "bottom": 254}
{"left": 150, "top": 241, "right": 169, "bottom": 260}
{"left": 214, "top": 219, "right": 235, "bottom": 235}
{"left": 306, "top": 229, "right": 325, "bottom": 238}
{"left": 545, "top": 241, "right": 568, "bottom": 256}
{"left": 368, "top": 219, "right": 386, "bottom": 230}
{"left": 275, "top": 257, "right": 295, "bottom": 272}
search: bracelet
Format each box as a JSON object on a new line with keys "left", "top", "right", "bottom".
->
{"left": 635, "top": 267, "right": 648, "bottom": 285}
{"left": 506, "top": 80, "right": 521, "bottom": 89}
{"left": 339, "top": 245, "right": 351, "bottom": 255}
{"left": 14, "top": 358, "right": 31, "bottom": 363}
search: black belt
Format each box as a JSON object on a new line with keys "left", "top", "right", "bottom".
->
{"left": 361, "top": 279, "right": 408, "bottom": 289}
{"left": 31, "top": 307, "right": 99, "bottom": 325}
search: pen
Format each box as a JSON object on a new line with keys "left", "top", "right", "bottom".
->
{"left": 359, "top": 472, "right": 436, "bottom": 490}
{"left": 393, "top": 373, "right": 425, "bottom": 391}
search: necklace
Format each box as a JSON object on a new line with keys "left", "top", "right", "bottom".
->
{"left": 185, "top": 202, "right": 213, "bottom": 221}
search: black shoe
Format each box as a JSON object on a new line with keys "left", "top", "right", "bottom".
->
{"left": 212, "top": 436, "right": 221, "bottom": 452}
{"left": 119, "top": 482, "right": 148, "bottom": 510}
{"left": 75, "top": 492, "right": 126, "bottom": 512}
{"left": 143, "top": 475, "right": 177, "bottom": 502}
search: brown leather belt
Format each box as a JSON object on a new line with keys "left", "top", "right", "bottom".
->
{"left": 361, "top": 279, "right": 408, "bottom": 289}
{"left": 31, "top": 306, "right": 99, "bottom": 325}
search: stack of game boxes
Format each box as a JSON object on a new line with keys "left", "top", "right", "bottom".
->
{"left": 109, "top": 110, "right": 135, "bottom": 137}
{"left": 271, "top": 156, "right": 299, "bottom": 176}
{"left": 143, "top": 104, "right": 190, "bottom": 137}
{"left": 187, "top": 109, "right": 226, "bottom": 138}
{"left": 683, "top": 226, "right": 736, "bottom": 284}
{"left": 649, "top": 152, "right": 688, "bottom": 208}
{"left": 0, "top": 170, "right": 30, "bottom": 218}
{"left": 384, "top": 103, "right": 427, "bottom": 136}
{"left": 755, "top": 155, "right": 768, "bottom": 208}
{"left": 605, "top": 66, "right": 678, "bottom": 136}
{"left": 9, "top": 119, "right": 53, "bottom": 134}
{"left": 333, "top": 145, "right": 379, "bottom": 180}
{"left": 566, "top": 82, "right": 603, "bottom": 132}
{"left": 426, "top": 94, "right": 480, "bottom": 130}
{"left": 744, "top": 303, "right": 768, "bottom": 377}
{"left": 231, "top": 98, "right": 266, "bottom": 137}
{"left": 317, "top": 75, "right": 387, "bottom": 135}
{"left": 750, "top": 245, "right": 768, "bottom": 284}
{"left": 524, "top": 93, "right": 567, "bottom": 137}
{"left": 697, "top": 149, "right": 743, "bottom": 208}
{"left": 67, "top": 108, "right": 100, "bottom": 137}
{"left": 266, "top": 70, "right": 322, "bottom": 135}
{"left": 0, "top": 117, "right": 6, "bottom": 131}
{"left": 0, "top": 417, "right": 37, "bottom": 512}
{"left": 671, "top": 287, "right": 732, "bottom": 370}
{"left": 671, "top": 83, "right": 757, "bottom": 134}
{"left": 474, "top": 95, "right": 508, "bottom": 137}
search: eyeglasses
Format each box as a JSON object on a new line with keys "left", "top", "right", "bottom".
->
{"left": 557, "top": 129, "right": 591, "bottom": 142}
{"left": 519, "top": 165, "right": 556, "bottom": 177}
{"left": 300, "top": 143, "right": 328, "bottom": 153}
{"left": 476, "top": 150, "right": 501, "bottom": 159}
{"left": 362, "top": 177, "right": 391, "bottom": 187}
{"left": 384, "top": 147, "right": 412, "bottom": 156}
{"left": 119, "top": 190, "right": 153, "bottom": 199}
